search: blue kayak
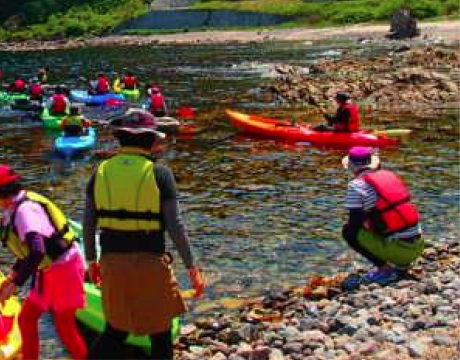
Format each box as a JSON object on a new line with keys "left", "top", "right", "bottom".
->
{"left": 70, "top": 90, "right": 124, "bottom": 106}
{"left": 54, "top": 127, "right": 96, "bottom": 159}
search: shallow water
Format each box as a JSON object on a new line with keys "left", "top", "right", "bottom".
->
{"left": 0, "top": 41, "right": 459, "bottom": 357}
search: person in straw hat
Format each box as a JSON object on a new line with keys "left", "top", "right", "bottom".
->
{"left": 341, "top": 146, "right": 424, "bottom": 285}
{"left": 83, "top": 109, "right": 205, "bottom": 359}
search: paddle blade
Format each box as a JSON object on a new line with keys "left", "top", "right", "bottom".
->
{"left": 176, "top": 107, "right": 195, "bottom": 119}
{"left": 374, "top": 129, "right": 412, "bottom": 137}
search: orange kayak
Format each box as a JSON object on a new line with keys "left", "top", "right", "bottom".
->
{"left": 226, "top": 110, "right": 398, "bottom": 147}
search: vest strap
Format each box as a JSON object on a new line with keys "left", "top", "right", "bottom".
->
{"left": 96, "top": 209, "right": 162, "bottom": 221}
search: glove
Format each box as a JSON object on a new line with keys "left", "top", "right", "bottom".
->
{"left": 188, "top": 267, "right": 205, "bottom": 298}
{"left": 88, "top": 261, "right": 102, "bottom": 287}
{"left": 0, "top": 275, "right": 17, "bottom": 305}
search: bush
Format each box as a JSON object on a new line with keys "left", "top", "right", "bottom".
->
{"left": 332, "top": 8, "right": 376, "bottom": 24}
{"left": 441, "top": 0, "right": 460, "bottom": 15}
{"left": 64, "top": 19, "right": 88, "bottom": 37}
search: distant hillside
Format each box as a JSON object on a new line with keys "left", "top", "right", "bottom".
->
{"left": 0, "top": 0, "right": 458, "bottom": 41}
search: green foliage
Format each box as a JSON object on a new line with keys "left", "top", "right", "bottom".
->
{"left": 441, "top": 0, "right": 460, "bottom": 15}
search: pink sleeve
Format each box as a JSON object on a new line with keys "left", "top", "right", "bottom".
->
{"left": 14, "top": 201, "right": 55, "bottom": 242}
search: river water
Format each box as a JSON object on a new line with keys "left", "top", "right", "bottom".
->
{"left": 0, "top": 41, "right": 459, "bottom": 357}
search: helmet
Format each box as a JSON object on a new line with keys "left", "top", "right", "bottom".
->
{"left": 110, "top": 109, "right": 165, "bottom": 138}
{"left": 334, "top": 91, "right": 350, "bottom": 102}
{"left": 0, "top": 165, "right": 21, "bottom": 188}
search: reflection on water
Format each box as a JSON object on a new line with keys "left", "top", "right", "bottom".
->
{"left": 0, "top": 42, "right": 459, "bottom": 354}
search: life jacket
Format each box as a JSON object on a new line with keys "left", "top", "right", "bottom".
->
{"left": 94, "top": 152, "right": 162, "bottom": 232}
{"left": 14, "top": 79, "right": 26, "bottom": 92}
{"left": 30, "top": 84, "right": 44, "bottom": 98}
{"left": 363, "top": 169, "right": 420, "bottom": 236}
{"left": 97, "top": 77, "right": 110, "bottom": 94}
{"left": 123, "top": 76, "right": 136, "bottom": 89}
{"left": 64, "top": 114, "right": 84, "bottom": 127}
{"left": 0, "top": 191, "right": 76, "bottom": 269}
{"left": 51, "top": 94, "right": 67, "bottom": 113}
{"left": 150, "top": 93, "right": 165, "bottom": 112}
{"left": 339, "top": 103, "right": 360, "bottom": 132}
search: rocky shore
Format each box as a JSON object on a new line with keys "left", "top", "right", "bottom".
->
{"left": 175, "top": 234, "right": 460, "bottom": 360}
{"left": 258, "top": 45, "right": 460, "bottom": 115}
{"left": 0, "top": 20, "right": 458, "bottom": 52}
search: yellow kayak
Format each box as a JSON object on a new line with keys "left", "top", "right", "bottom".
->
{"left": 0, "top": 272, "right": 22, "bottom": 360}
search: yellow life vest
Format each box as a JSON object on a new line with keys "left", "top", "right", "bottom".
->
{"left": 94, "top": 151, "right": 162, "bottom": 232}
{"left": 64, "top": 114, "right": 83, "bottom": 127}
{"left": 0, "top": 191, "right": 75, "bottom": 269}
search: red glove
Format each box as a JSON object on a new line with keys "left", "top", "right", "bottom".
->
{"left": 188, "top": 267, "right": 205, "bottom": 298}
{"left": 88, "top": 261, "right": 102, "bottom": 287}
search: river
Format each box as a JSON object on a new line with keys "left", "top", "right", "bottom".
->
{"left": 0, "top": 40, "right": 459, "bottom": 357}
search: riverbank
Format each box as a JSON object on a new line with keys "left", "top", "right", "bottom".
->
{"left": 0, "top": 20, "right": 458, "bottom": 52}
{"left": 175, "top": 234, "right": 460, "bottom": 360}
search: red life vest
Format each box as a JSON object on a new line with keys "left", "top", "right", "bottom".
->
{"left": 97, "top": 77, "right": 110, "bottom": 93}
{"left": 124, "top": 76, "right": 136, "bottom": 89}
{"left": 363, "top": 170, "right": 419, "bottom": 236}
{"left": 342, "top": 103, "right": 360, "bottom": 132}
{"left": 30, "top": 84, "right": 43, "bottom": 98}
{"left": 150, "top": 93, "right": 165, "bottom": 111}
{"left": 14, "top": 79, "right": 26, "bottom": 92}
{"left": 51, "top": 94, "right": 67, "bottom": 113}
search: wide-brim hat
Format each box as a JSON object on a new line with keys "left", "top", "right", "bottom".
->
{"left": 342, "top": 146, "right": 380, "bottom": 170}
{"left": 0, "top": 165, "right": 21, "bottom": 188}
{"left": 110, "top": 108, "right": 166, "bottom": 139}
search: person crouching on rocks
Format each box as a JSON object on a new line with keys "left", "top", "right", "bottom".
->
{"left": 83, "top": 109, "right": 205, "bottom": 360}
{"left": 341, "top": 146, "right": 424, "bottom": 285}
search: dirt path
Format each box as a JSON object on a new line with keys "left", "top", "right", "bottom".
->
{"left": 1, "top": 20, "right": 458, "bottom": 52}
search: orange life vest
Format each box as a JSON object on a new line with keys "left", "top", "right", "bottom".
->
{"left": 342, "top": 103, "right": 360, "bottom": 132}
{"left": 51, "top": 94, "right": 67, "bottom": 113}
{"left": 124, "top": 76, "right": 136, "bottom": 89}
{"left": 363, "top": 170, "right": 420, "bottom": 236}
{"left": 150, "top": 93, "right": 165, "bottom": 111}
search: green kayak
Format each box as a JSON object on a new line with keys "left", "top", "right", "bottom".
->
{"left": 0, "top": 91, "right": 29, "bottom": 103}
{"left": 40, "top": 108, "right": 66, "bottom": 129}
{"left": 68, "top": 220, "right": 181, "bottom": 352}
{"left": 122, "top": 88, "right": 140, "bottom": 100}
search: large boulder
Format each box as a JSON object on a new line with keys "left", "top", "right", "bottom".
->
{"left": 387, "top": 8, "right": 420, "bottom": 40}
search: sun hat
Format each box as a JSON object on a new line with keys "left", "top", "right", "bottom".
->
{"left": 0, "top": 165, "right": 21, "bottom": 188}
{"left": 109, "top": 108, "right": 166, "bottom": 139}
{"left": 342, "top": 146, "right": 380, "bottom": 170}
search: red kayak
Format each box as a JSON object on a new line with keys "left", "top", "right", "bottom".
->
{"left": 226, "top": 110, "right": 398, "bottom": 147}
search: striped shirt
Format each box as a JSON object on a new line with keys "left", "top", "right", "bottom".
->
{"left": 345, "top": 170, "right": 422, "bottom": 239}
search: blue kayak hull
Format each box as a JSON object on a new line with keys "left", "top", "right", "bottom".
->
{"left": 70, "top": 90, "right": 124, "bottom": 105}
{"left": 54, "top": 127, "right": 96, "bottom": 158}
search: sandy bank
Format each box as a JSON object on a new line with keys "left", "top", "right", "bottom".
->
{"left": 0, "top": 20, "right": 459, "bottom": 52}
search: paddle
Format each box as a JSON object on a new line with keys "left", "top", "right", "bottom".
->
{"left": 371, "top": 129, "right": 412, "bottom": 138}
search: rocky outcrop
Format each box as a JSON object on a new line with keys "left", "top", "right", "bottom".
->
{"left": 259, "top": 47, "right": 460, "bottom": 113}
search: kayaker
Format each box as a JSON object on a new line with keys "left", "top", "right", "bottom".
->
{"left": 147, "top": 85, "right": 168, "bottom": 117}
{"left": 88, "top": 73, "right": 99, "bottom": 95}
{"left": 83, "top": 109, "right": 205, "bottom": 360}
{"left": 36, "top": 67, "right": 49, "bottom": 84}
{"left": 96, "top": 72, "right": 110, "bottom": 95}
{"left": 341, "top": 146, "right": 424, "bottom": 284}
{"left": 0, "top": 165, "right": 87, "bottom": 360}
{"left": 29, "top": 79, "right": 44, "bottom": 102}
{"left": 122, "top": 71, "right": 139, "bottom": 90}
{"left": 8, "top": 78, "right": 27, "bottom": 93}
{"left": 61, "top": 105, "right": 92, "bottom": 137}
{"left": 47, "top": 86, "right": 70, "bottom": 116}
{"left": 316, "top": 91, "right": 360, "bottom": 132}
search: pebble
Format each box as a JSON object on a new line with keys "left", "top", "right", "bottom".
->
{"left": 269, "top": 348, "right": 285, "bottom": 360}
{"left": 408, "top": 341, "right": 426, "bottom": 358}
{"left": 433, "top": 335, "right": 451, "bottom": 346}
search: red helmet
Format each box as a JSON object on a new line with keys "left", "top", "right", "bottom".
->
{"left": 0, "top": 165, "right": 21, "bottom": 188}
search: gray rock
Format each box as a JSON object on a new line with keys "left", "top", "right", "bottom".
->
{"left": 269, "top": 348, "right": 285, "bottom": 360}
{"left": 282, "top": 342, "right": 302, "bottom": 354}
{"left": 408, "top": 341, "right": 426, "bottom": 358}
{"left": 228, "top": 355, "right": 246, "bottom": 360}
{"left": 433, "top": 335, "right": 451, "bottom": 346}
